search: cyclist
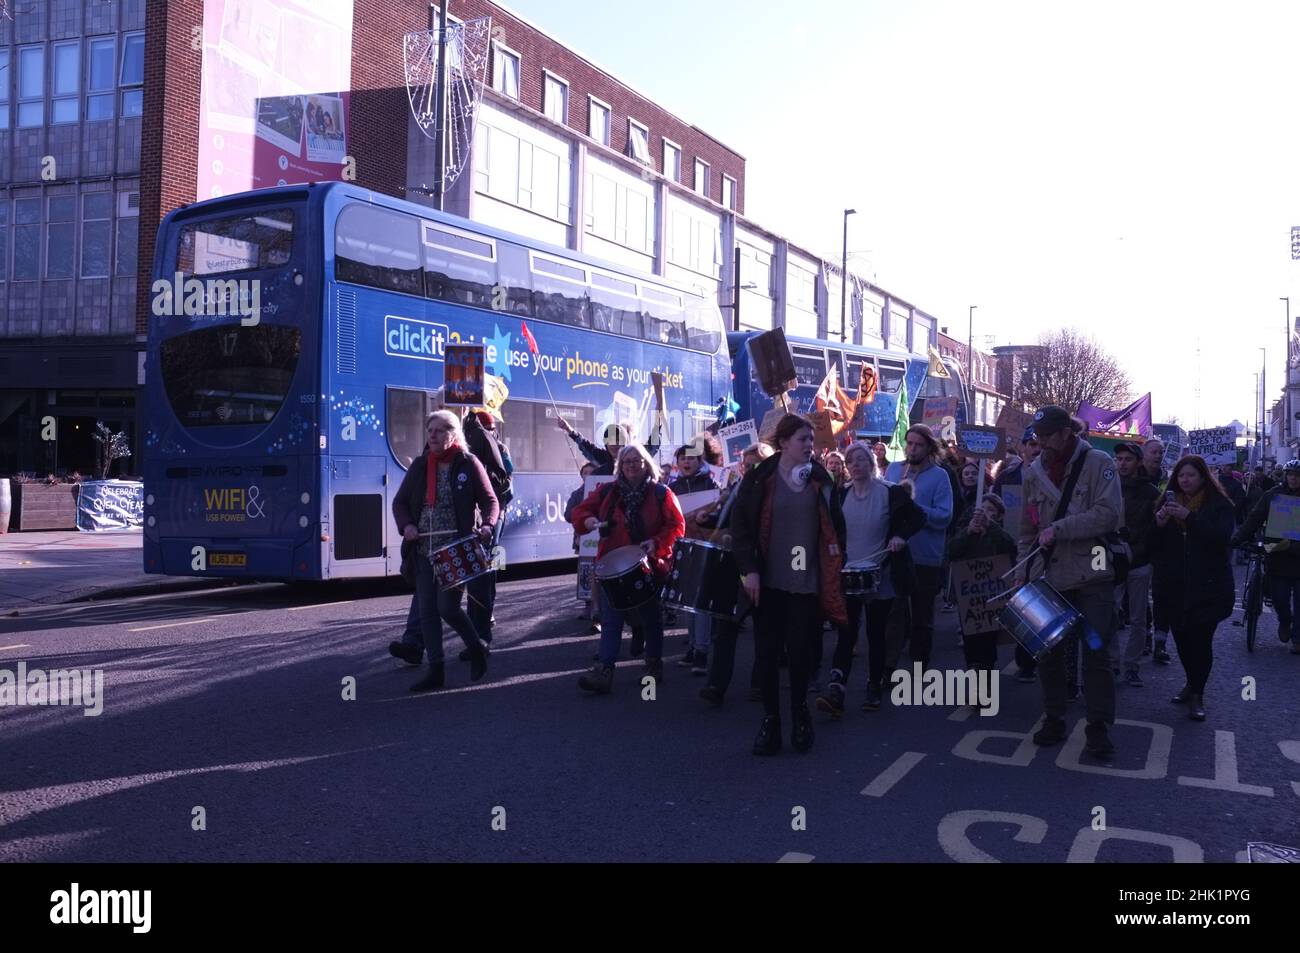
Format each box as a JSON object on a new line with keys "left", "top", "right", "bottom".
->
{"left": 1233, "top": 457, "right": 1300, "bottom": 652}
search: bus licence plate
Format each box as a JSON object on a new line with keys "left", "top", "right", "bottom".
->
{"left": 210, "top": 552, "right": 247, "bottom": 567}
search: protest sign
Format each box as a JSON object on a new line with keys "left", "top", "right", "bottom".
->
{"left": 759, "top": 406, "right": 785, "bottom": 443}
{"left": 952, "top": 554, "right": 1013, "bottom": 636}
{"left": 444, "top": 344, "right": 485, "bottom": 406}
{"left": 577, "top": 559, "right": 595, "bottom": 601}
{"left": 955, "top": 424, "right": 1005, "bottom": 460}
{"left": 719, "top": 419, "right": 759, "bottom": 467}
{"left": 1187, "top": 427, "right": 1236, "bottom": 466}
{"left": 922, "top": 397, "right": 958, "bottom": 443}
{"left": 482, "top": 374, "right": 509, "bottom": 420}
{"left": 1265, "top": 494, "right": 1300, "bottom": 542}
{"left": 809, "top": 408, "right": 837, "bottom": 452}
{"left": 999, "top": 484, "right": 1024, "bottom": 540}
{"left": 748, "top": 327, "right": 797, "bottom": 396}
{"left": 76, "top": 480, "right": 144, "bottom": 532}
{"left": 577, "top": 475, "right": 615, "bottom": 557}
{"left": 996, "top": 405, "right": 1035, "bottom": 441}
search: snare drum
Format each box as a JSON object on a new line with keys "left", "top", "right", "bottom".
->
{"left": 997, "top": 578, "right": 1080, "bottom": 660}
{"left": 841, "top": 559, "right": 882, "bottom": 597}
{"left": 595, "top": 545, "right": 656, "bottom": 611}
{"left": 429, "top": 534, "right": 491, "bottom": 588}
{"left": 661, "top": 538, "right": 740, "bottom": 619}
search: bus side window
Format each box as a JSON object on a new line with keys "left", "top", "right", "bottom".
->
{"left": 335, "top": 205, "right": 422, "bottom": 296}
{"left": 591, "top": 272, "right": 641, "bottom": 337}
{"left": 494, "top": 243, "right": 534, "bottom": 317}
{"left": 642, "top": 287, "right": 685, "bottom": 346}
{"left": 684, "top": 300, "right": 722, "bottom": 353}
{"left": 386, "top": 387, "right": 432, "bottom": 470}
{"left": 531, "top": 257, "right": 591, "bottom": 329}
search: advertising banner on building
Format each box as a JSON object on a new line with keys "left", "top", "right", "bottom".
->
{"left": 197, "top": 0, "right": 355, "bottom": 200}
{"left": 76, "top": 481, "right": 144, "bottom": 532}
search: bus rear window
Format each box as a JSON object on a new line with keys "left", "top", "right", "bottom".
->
{"left": 160, "top": 325, "right": 301, "bottom": 428}
{"left": 177, "top": 209, "right": 295, "bottom": 276}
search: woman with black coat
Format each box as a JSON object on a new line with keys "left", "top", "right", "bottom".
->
{"left": 1149, "top": 455, "right": 1236, "bottom": 721}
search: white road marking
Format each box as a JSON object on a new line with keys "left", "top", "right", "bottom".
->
{"left": 952, "top": 721, "right": 1040, "bottom": 767}
{"left": 1066, "top": 826, "right": 1203, "bottom": 864}
{"left": 776, "top": 852, "right": 814, "bottom": 862}
{"left": 1177, "top": 730, "right": 1274, "bottom": 797}
{"left": 380, "top": 660, "right": 646, "bottom": 700}
{"left": 0, "top": 644, "right": 32, "bottom": 651}
{"left": 126, "top": 617, "right": 220, "bottom": 632}
{"left": 860, "top": 751, "right": 927, "bottom": 797}
{"left": 1056, "top": 718, "right": 1173, "bottom": 779}
{"left": 947, "top": 706, "right": 975, "bottom": 722}
{"left": 937, "top": 810, "right": 1047, "bottom": 863}
{"left": 286, "top": 601, "right": 354, "bottom": 612}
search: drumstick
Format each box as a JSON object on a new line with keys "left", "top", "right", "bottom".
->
{"left": 1001, "top": 546, "right": 1044, "bottom": 581}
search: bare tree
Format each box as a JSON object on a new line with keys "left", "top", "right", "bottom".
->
{"left": 1018, "top": 329, "right": 1133, "bottom": 414}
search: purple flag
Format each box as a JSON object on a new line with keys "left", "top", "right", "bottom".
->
{"left": 1077, "top": 394, "right": 1153, "bottom": 437}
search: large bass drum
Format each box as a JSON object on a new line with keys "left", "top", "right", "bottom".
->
{"left": 660, "top": 538, "right": 739, "bottom": 620}
{"left": 595, "top": 545, "right": 656, "bottom": 611}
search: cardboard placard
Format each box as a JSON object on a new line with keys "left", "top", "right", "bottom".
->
{"left": 482, "top": 374, "right": 509, "bottom": 420}
{"left": 577, "top": 475, "right": 615, "bottom": 557}
{"left": 719, "top": 419, "right": 759, "bottom": 467}
{"left": 810, "top": 408, "right": 837, "bottom": 452}
{"left": 759, "top": 405, "right": 786, "bottom": 443}
{"left": 1187, "top": 426, "right": 1236, "bottom": 466}
{"left": 444, "top": 344, "right": 485, "bottom": 407}
{"left": 997, "top": 405, "right": 1035, "bottom": 441}
{"left": 747, "top": 327, "right": 797, "bottom": 397}
{"left": 955, "top": 424, "right": 1006, "bottom": 460}
{"left": 675, "top": 488, "right": 721, "bottom": 524}
{"left": 921, "top": 396, "right": 958, "bottom": 443}
{"left": 998, "top": 484, "right": 1024, "bottom": 542}
{"left": 1264, "top": 494, "right": 1300, "bottom": 541}
{"left": 952, "top": 554, "right": 1014, "bottom": 636}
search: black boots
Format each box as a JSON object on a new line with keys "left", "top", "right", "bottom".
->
{"left": 1188, "top": 692, "right": 1206, "bottom": 721}
{"left": 469, "top": 642, "right": 489, "bottom": 682}
{"left": 389, "top": 641, "right": 422, "bottom": 665}
{"left": 753, "top": 716, "right": 782, "bottom": 756}
{"left": 1171, "top": 684, "right": 1192, "bottom": 704}
{"left": 410, "top": 662, "right": 445, "bottom": 693}
{"left": 791, "top": 704, "right": 814, "bottom": 753}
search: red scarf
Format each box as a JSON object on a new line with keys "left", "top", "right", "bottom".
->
{"left": 425, "top": 445, "right": 462, "bottom": 505}
{"left": 1045, "top": 433, "right": 1080, "bottom": 487}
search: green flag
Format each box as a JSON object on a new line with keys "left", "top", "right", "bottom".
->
{"left": 886, "top": 377, "right": 909, "bottom": 463}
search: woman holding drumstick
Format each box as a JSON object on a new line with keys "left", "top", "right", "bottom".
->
{"left": 393, "top": 411, "right": 498, "bottom": 692}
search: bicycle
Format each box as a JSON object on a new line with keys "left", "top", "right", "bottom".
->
{"left": 1237, "top": 541, "right": 1266, "bottom": 653}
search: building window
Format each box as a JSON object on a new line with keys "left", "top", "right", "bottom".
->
{"left": 693, "top": 158, "right": 710, "bottom": 198}
{"left": 542, "top": 71, "right": 568, "bottom": 124}
{"left": 473, "top": 122, "right": 571, "bottom": 223}
{"left": 0, "top": 51, "right": 8, "bottom": 130}
{"left": 722, "top": 174, "right": 736, "bottom": 210}
{"left": 588, "top": 96, "right": 610, "bottom": 146}
{"left": 18, "top": 46, "right": 44, "bottom": 128}
{"left": 87, "top": 37, "right": 115, "bottom": 120}
{"left": 13, "top": 199, "right": 40, "bottom": 280}
{"left": 662, "top": 139, "right": 681, "bottom": 182}
{"left": 120, "top": 32, "right": 145, "bottom": 118}
{"left": 626, "top": 119, "right": 651, "bottom": 165}
{"left": 116, "top": 191, "right": 140, "bottom": 278}
{"left": 81, "top": 193, "right": 113, "bottom": 278}
{"left": 47, "top": 195, "right": 76, "bottom": 279}
{"left": 52, "top": 42, "right": 81, "bottom": 124}
{"left": 491, "top": 43, "right": 520, "bottom": 100}
{"left": 584, "top": 170, "right": 652, "bottom": 254}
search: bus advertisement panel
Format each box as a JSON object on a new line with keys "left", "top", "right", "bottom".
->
{"left": 143, "top": 183, "right": 731, "bottom": 581}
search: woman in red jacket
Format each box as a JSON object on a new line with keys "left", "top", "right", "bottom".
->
{"left": 571, "top": 443, "right": 685, "bottom": 694}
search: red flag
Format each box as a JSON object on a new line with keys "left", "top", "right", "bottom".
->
{"left": 520, "top": 321, "right": 539, "bottom": 355}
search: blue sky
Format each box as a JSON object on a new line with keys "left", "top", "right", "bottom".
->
{"left": 501, "top": 0, "right": 1300, "bottom": 431}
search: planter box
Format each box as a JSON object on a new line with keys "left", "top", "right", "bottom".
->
{"left": 12, "top": 483, "right": 80, "bottom": 531}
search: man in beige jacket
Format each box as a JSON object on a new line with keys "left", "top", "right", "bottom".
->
{"left": 1014, "top": 406, "right": 1123, "bottom": 760}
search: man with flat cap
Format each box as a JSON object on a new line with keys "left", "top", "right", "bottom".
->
{"left": 1013, "top": 405, "right": 1124, "bottom": 761}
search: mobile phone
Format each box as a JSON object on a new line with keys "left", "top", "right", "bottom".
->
{"left": 1165, "top": 492, "right": 1175, "bottom": 504}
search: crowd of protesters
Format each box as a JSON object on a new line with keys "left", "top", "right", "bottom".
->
{"left": 388, "top": 397, "right": 1290, "bottom": 760}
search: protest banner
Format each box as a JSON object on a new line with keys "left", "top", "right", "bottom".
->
{"left": 952, "top": 554, "right": 1013, "bottom": 636}
{"left": 955, "top": 424, "right": 1006, "bottom": 460}
{"left": 758, "top": 405, "right": 786, "bottom": 443}
{"left": 1265, "top": 494, "right": 1300, "bottom": 542}
{"left": 443, "top": 344, "right": 485, "bottom": 407}
{"left": 577, "top": 559, "right": 595, "bottom": 601}
{"left": 75, "top": 480, "right": 144, "bottom": 532}
{"left": 809, "top": 408, "right": 837, "bottom": 452}
{"left": 747, "top": 327, "right": 798, "bottom": 396}
{"left": 719, "top": 419, "right": 759, "bottom": 467}
{"left": 996, "top": 405, "right": 1035, "bottom": 440}
{"left": 1187, "top": 426, "right": 1236, "bottom": 466}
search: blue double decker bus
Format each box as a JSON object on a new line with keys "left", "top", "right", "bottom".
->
{"left": 143, "top": 182, "right": 731, "bottom": 581}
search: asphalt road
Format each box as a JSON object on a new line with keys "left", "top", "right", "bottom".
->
{"left": 1, "top": 564, "right": 1297, "bottom": 862}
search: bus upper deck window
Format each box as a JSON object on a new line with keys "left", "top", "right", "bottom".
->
{"left": 335, "top": 204, "right": 421, "bottom": 296}
{"left": 178, "top": 208, "right": 295, "bottom": 276}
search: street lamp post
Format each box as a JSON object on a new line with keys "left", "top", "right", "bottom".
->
{"left": 1283, "top": 297, "right": 1291, "bottom": 452}
{"left": 967, "top": 305, "right": 977, "bottom": 414}
{"left": 841, "top": 209, "right": 856, "bottom": 342}
{"left": 1261, "top": 347, "right": 1267, "bottom": 460}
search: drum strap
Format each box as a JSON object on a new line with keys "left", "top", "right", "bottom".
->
{"left": 1035, "top": 450, "right": 1090, "bottom": 576}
